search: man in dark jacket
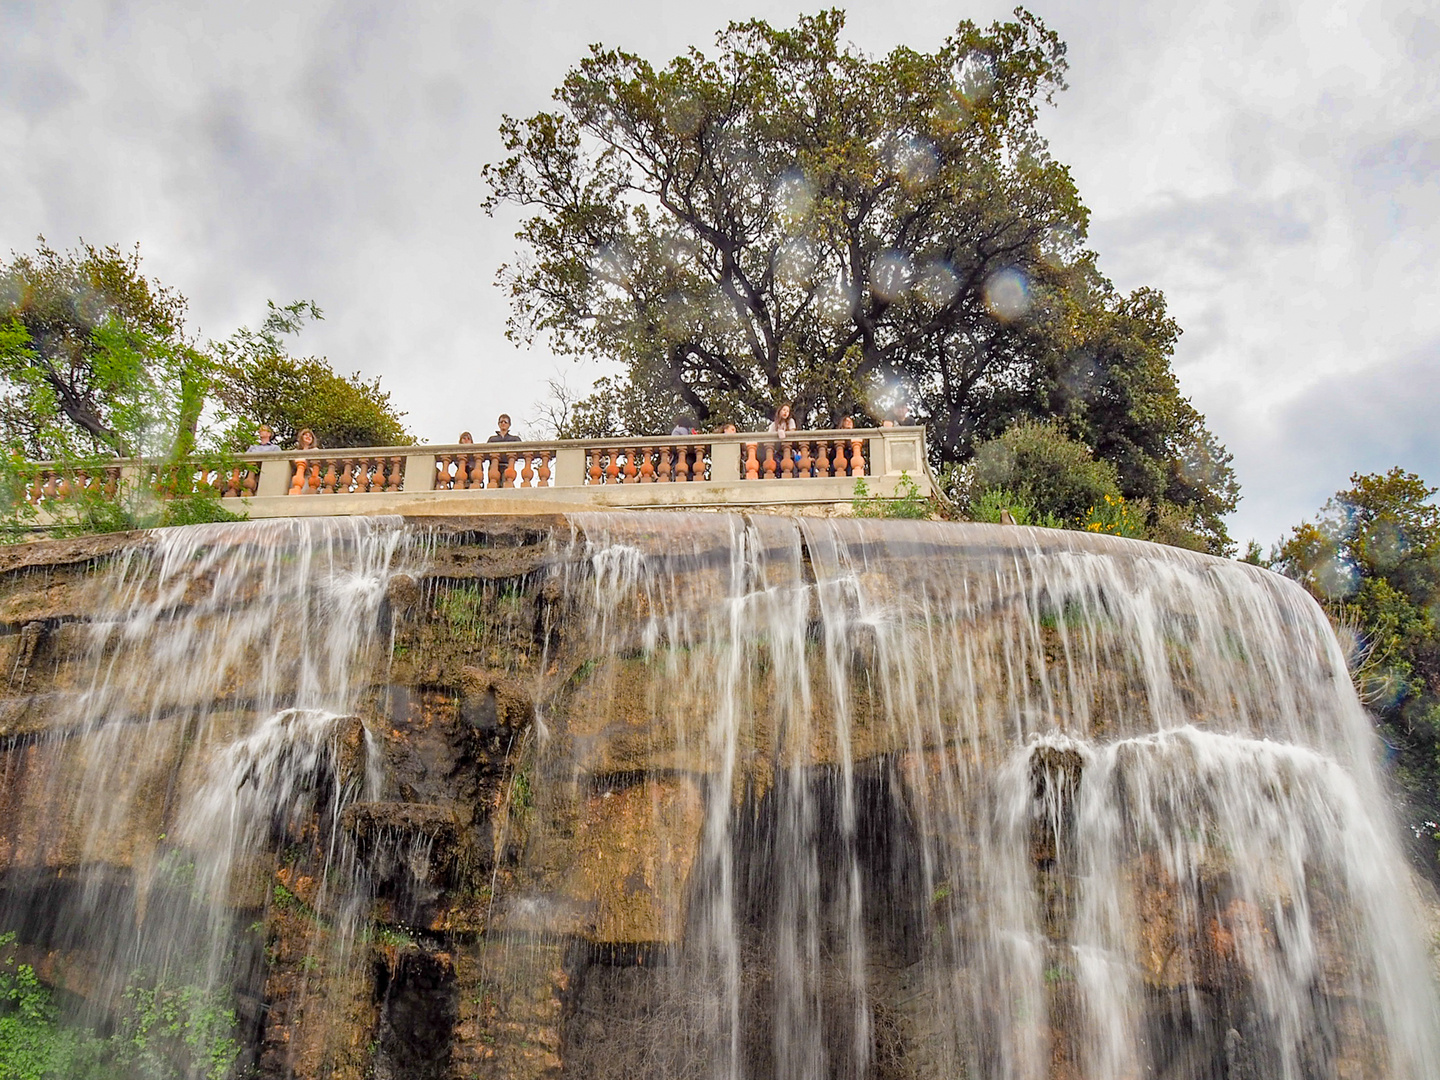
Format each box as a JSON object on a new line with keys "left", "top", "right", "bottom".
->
{"left": 487, "top": 414, "right": 521, "bottom": 442}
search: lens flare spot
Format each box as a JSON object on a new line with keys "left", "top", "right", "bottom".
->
{"left": 915, "top": 262, "right": 960, "bottom": 308}
{"left": 956, "top": 51, "right": 996, "bottom": 104}
{"left": 887, "top": 135, "right": 940, "bottom": 193}
{"left": 818, "top": 278, "right": 857, "bottom": 324}
{"left": 775, "top": 238, "right": 818, "bottom": 288}
{"left": 774, "top": 171, "right": 814, "bottom": 219}
{"left": 983, "top": 268, "right": 1030, "bottom": 321}
{"left": 870, "top": 250, "right": 914, "bottom": 303}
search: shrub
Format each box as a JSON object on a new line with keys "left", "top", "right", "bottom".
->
{"left": 970, "top": 487, "right": 1063, "bottom": 528}
{"left": 970, "top": 420, "right": 1122, "bottom": 525}
{"left": 852, "top": 473, "right": 931, "bottom": 519}
{"left": 1081, "top": 493, "right": 1146, "bottom": 538}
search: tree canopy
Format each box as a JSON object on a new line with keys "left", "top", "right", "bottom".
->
{"left": 210, "top": 302, "right": 412, "bottom": 450}
{"left": 0, "top": 243, "right": 410, "bottom": 461}
{"left": 485, "top": 7, "right": 1238, "bottom": 551}
{"left": 0, "top": 240, "right": 203, "bottom": 460}
{"left": 1270, "top": 468, "right": 1440, "bottom": 880}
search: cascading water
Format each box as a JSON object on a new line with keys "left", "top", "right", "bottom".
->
{"left": 552, "top": 513, "right": 1440, "bottom": 1080}
{"left": 0, "top": 509, "right": 1435, "bottom": 1079}
{"left": 0, "top": 517, "right": 416, "bottom": 1077}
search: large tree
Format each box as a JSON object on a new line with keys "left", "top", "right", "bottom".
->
{"left": 0, "top": 240, "right": 202, "bottom": 459}
{"left": 1, "top": 243, "right": 411, "bottom": 459}
{"left": 485, "top": 8, "right": 1238, "bottom": 550}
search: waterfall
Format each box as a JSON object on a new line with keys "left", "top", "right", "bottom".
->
{"left": 0, "top": 517, "right": 417, "bottom": 1077}
{"left": 1, "top": 510, "right": 1436, "bottom": 1079}
{"left": 553, "top": 513, "right": 1439, "bottom": 1080}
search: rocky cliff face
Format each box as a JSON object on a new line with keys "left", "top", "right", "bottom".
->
{"left": 0, "top": 514, "right": 1436, "bottom": 1080}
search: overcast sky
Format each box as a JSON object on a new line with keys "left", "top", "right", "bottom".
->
{"left": 3, "top": 0, "right": 1436, "bottom": 547}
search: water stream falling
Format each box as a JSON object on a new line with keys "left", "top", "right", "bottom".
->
{"left": 554, "top": 513, "right": 1440, "bottom": 1080}
{"left": 0, "top": 510, "right": 1435, "bottom": 1079}
{"left": 0, "top": 517, "right": 417, "bottom": 1075}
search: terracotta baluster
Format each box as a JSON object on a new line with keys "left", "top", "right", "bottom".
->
{"left": 319, "top": 459, "right": 336, "bottom": 493}
{"left": 288, "top": 459, "right": 306, "bottom": 495}
{"left": 537, "top": 453, "right": 551, "bottom": 486}
{"left": 762, "top": 443, "right": 777, "bottom": 479}
{"left": 605, "top": 451, "right": 620, "bottom": 485}
{"left": 305, "top": 460, "right": 321, "bottom": 493}
{"left": 849, "top": 439, "right": 865, "bottom": 476}
{"left": 521, "top": 453, "right": 534, "bottom": 488}
{"left": 745, "top": 442, "right": 759, "bottom": 480}
{"left": 343, "top": 459, "right": 361, "bottom": 493}
{"left": 242, "top": 466, "right": 257, "bottom": 496}
{"left": 56, "top": 473, "right": 71, "bottom": 499}
{"left": 222, "top": 466, "right": 238, "bottom": 498}
{"left": 621, "top": 450, "right": 637, "bottom": 483}
{"left": 797, "top": 441, "right": 812, "bottom": 477}
{"left": 588, "top": 450, "right": 602, "bottom": 485}
{"left": 693, "top": 443, "right": 707, "bottom": 481}
{"left": 105, "top": 468, "right": 120, "bottom": 499}
{"left": 814, "top": 440, "right": 831, "bottom": 477}
{"left": 639, "top": 449, "right": 655, "bottom": 483}
{"left": 462, "top": 453, "right": 477, "bottom": 489}
{"left": 657, "top": 446, "right": 672, "bottom": 482}
{"left": 386, "top": 457, "right": 403, "bottom": 491}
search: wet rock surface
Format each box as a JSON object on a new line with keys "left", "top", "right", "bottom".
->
{"left": 0, "top": 514, "right": 1435, "bottom": 1079}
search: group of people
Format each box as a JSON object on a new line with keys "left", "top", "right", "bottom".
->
{"left": 245, "top": 406, "right": 905, "bottom": 455}
{"left": 456, "top": 414, "right": 524, "bottom": 445}
{"left": 246, "top": 426, "right": 317, "bottom": 453}
{"left": 245, "top": 414, "right": 523, "bottom": 454}
{"left": 670, "top": 402, "right": 887, "bottom": 437}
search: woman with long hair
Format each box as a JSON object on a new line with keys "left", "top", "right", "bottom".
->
{"left": 766, "top": 402, "right": 797, "bottom": 434}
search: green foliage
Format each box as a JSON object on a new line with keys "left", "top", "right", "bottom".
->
{"left": 0, "top": 934, "right": 236, "bottom": 1080}
{"left": 968, "top": 487, "right": 1062, "bottom": 528}
{"left": 1272, "top": 468, "right": 1440, "bottom": 879}
{"left": 109, "top": 981, "right": 239, "bottom": 1080}
{"left": 0, "top": 244, "right": 408, "bottom": 540}
{"left": 0, "top": 240, "right": 192, "bottom": 459}
{"left": 1080, "top": 493, "right": 1145, "bottom": 539}
{"left": 967, "top": 420, "right": 1119, "bottom": 525}
{"left": 489, "top": 10, "right": 1238, "bottom": 550}
{"left": 211, "top": 301, "right": 412, "bottom": 450}
{"left": 851, "top": 473, "right": 931, "bottom": 519}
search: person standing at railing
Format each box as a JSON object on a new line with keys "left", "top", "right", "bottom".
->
{"left": 766, "top": 403, "right": 798, "bottom": 434}
{"left": 766, "top": 403, "right": 800, "bottom": 476}
{"left": 296, "top": 428, "right": 320, "bottom": 450}
{"left": 247, "top": 425, "right": 281, "bottom": 453}
{"left": 487, "top": 415, "right": 521, "bottom": 442}
{"left": 670, "top": 414, "right": 697, "bottom": 437}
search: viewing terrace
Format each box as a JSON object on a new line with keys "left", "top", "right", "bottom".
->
{"left": 23, "top": 426, "right": 932, "bottom": 519}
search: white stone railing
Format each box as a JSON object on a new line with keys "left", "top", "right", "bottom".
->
{"left": 23, "top": 427, "right": 931, "bottom": 516}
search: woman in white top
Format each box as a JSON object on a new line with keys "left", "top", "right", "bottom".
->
{"left": 766, "top": 402, "right": 798, "bottom": 433}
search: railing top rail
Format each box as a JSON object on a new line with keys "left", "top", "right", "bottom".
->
{"left": 26, "top": 426, "right": 923, "bottom": 470}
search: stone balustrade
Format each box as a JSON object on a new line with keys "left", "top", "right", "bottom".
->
{"left": 21, "top": 426, "right": 931, "bottom": 518}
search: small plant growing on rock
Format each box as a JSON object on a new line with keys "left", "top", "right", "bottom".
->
{"left": 852, "top": 473, "right": 931, "bottom": 519}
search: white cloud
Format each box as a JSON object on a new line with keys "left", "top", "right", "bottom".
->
{"left": 1, "top": 0, "right": 1435, "bottom": 546}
